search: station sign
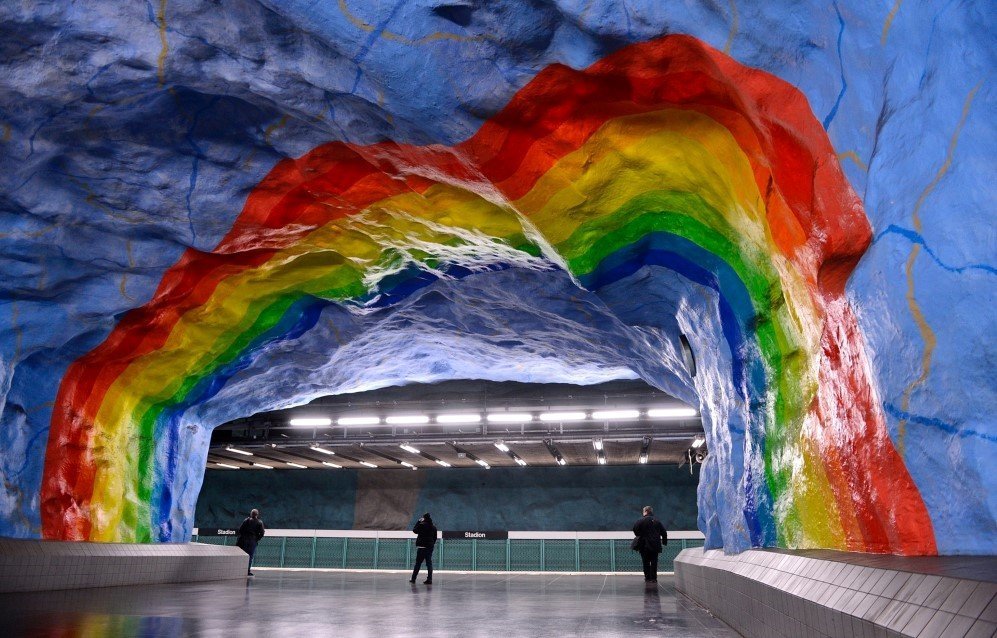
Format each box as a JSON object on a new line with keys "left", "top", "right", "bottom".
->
{"left": 442, "top": 530, "right": 508, "bottom": 540}
{"left": 198, "top": 528, "right": 238, "bottom": 536}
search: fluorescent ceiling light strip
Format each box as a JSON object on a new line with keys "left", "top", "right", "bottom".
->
{"left": 322, "top": 461, "right": 342, "bottom": 469}
{"left": 597, "top": 457, "right": 606, "bottom": 465}
{"left": 592, "top": 439, "right": 604, "bottom": 451}
{"left": 385, "top": 415, "right": 429, "bottom": 425}
{"left": 692, "top": 436, "right": 706, "bottom": 448}
{"left": 475, "top": 459, "right": 490, "bottom": 468}
{"left": 514, "top": 457, "right": 527, "bottom": 466}
{"left": 286, "top": 462, "right": 307, "bottom": 469}
{"left": 215, "top": 463, "right": 239, "bottom": 470}
{"left": 399, "top": 444, "right": 421, "bottom": 454}
{"left": 289, "top": 417, "right": 332, "bottom": 427}
{"left": 436, "top": 413, "right": 481, "bottom": 424}
{"left": 494, "top": 442, "right": 510, "bottom": 452}
{"left": 253, "top": 463, "right": 273, "bottom": 469}
{"left": 486, "top": 413, "right": 533, "bottom": 423}
{"left": 435, "top": 460, "right": 452, "bottom": 467}
{"left": 310, "top": 445, "right": 335, "bottom": 455}
{"left": 400, "top": 461, "right": 416, "bottom": 469}
{"left": 338, "top": 416, "right": 380, "bottom": 426}
{"left": 538, "top": 411, "right": 587, "bottom": 422}
{"left": 591, "top": 409, "right": 640, "bottom": 420}
{"left": 647, "top": 407, "right": 698, "bottom": 418}
{"left": 638, "top": 453, "right": 648, "bottom": 464}
{"left": 226, "top": 446, "right": 253, "bottom": 456}
{"left": 359, "top": 461, "right": 378, "bottom": 468}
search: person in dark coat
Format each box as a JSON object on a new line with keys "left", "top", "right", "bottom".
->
{"left": 632, "top": 505, "right": 668, "bottom": 582}
{"left": 409, "top": 512, "right": 438, "bottom": 584}
{"left": 236, "top": 508, "right": 265, "bottom": 576}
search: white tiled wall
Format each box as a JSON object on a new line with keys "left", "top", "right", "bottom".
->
{"left": 0, "top": 538, "right": 248, "bottom": 593}
{"left": 674, "top": 549, "right": 996, "bottom": 638}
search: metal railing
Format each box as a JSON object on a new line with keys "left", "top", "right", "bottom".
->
{"left": 192, "top": 530, "right": 705, "bottom": 573}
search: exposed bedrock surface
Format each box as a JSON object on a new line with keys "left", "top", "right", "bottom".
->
{"left": 0, "top": 1, "right": 992, "bottom": 554}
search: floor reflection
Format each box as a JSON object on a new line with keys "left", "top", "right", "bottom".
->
{"left": 0, "top": 571, "right": 739, "bottom": 637}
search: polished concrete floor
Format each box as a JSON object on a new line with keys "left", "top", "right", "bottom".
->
{"left": 0, "top": 570, "right": 740, "bottom": 637}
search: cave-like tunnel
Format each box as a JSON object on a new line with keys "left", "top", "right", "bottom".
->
{"left": 0, "top": 1, "right": 994, "bottom": 636}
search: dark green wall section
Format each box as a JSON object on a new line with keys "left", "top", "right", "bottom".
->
{"left": 195, "top": 465, "right": 700, "bottom": 531}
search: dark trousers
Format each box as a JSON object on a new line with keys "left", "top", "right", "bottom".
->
{"left": 639, "top": 549, "right": 659, "bottom": 581}
{"left": 240, "top": 541, "right": 257, "bottom": 574}
{"left": 411, "top": 546, "right": 434, "bottom": 581}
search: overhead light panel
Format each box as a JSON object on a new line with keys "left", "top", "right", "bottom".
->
{"left": 592, "top": 409, "right": 640, "bottom": 420}
{"left": 538, "top": 411, "right": 587, "bottom": 422}
{"left": 494, "top": 442, "right": 510, "bottom": 452}
{"left": 386, "top": 415, "right": 429, "bottom": 425}
{"left": 593, "top": 439, "right": 604, "bottom": 451}
{"left": 475, "top": 459, "right": 490, "bottom": 469}
{"left": 226, "top": 446, "right": 253, "bottom": 456}
{"left": 322, "top": 461, "right": 342, "bottom": 469}
{"left": 338, "top": 416, "right": 381, "bottom": 426}
{"left": 487, "top": 413, "right": 533, "bottom": 423}
{"left": 543, "top": 439, "right": 567, "bottom": 466}
{"left": 215, "top": 463, "right": 239, "bottom": 470}
{"left": 399, "top": 444, "right": 421, "bottom": 454}
{"left": 310, "top": 445, "right": 336, "bottom": 455}
{"left": 514, "top": 456, "right": 527, "bottom": 466}
{"left": 400, "top": 461, "right": 417, "bottom": 470}
{"left": 435, "top": 460, "right": 452, "bottom": 468}
{"left": 286, "top": 462, "right": 307, "bottom": 469}
{"left": 253, "top": 463, "right": 273, "bottom": 470}
{"left": 597, "top": 453, "right": 607, "bottom": 465}
{"left": 289, "top": 417, "right": 332, "bottom": 427}
{"left": 647, "top": 407, "right": 698, "bottom": 419}
{"left": 436, "top": 413, "right": 481, "bottom": 424}
{"left": 359, "top": 461, "right": 378, "bottom": 468}
{"left": 691, "top": 436, "right": 706, "bottom": 448}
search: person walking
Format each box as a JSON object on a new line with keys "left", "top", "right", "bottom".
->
{"left": 236, "top": 508, "right": 266, "bottom": 576}
{"left": 632, "top": 505, "right": 668, "bottom": 583}
{"left": 409, "top": 512, "right": 437, "bottom": 584}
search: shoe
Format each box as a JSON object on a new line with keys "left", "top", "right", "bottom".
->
{"left": 423, "top": 580, "right": 432, "bottom": 584}
{"left": 248, "top": 572, "right": 254, "bottom": 576}
{"left": 409, "top": 579, "right": 416, "bottom": 583}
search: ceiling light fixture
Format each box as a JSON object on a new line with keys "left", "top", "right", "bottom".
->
{"left": 538, "top": 411, "right": 587, "bottom": 422}
{"left": 597, "top": 453, "right": 607, "bottom": 465}
{"left": 322, "top": 461, "right": 342, "bottom": 469}
{"left": 215, "top": 463, "right": 239, "bottom": 470}
{"left": 338, "top": 416, "right": 381, "bottom": 426}
{"left": 436, "top": 413, "right": 481, "bottom": 424}
{"left": 435, "top": 459, "right": 452, "bottom": 468}
{"left": 399, "top": 444, "right": 421, "bottom": 454}
{"left": 359, "top": 461, "right": 378, "bottom": 468}
{"left": 310, "top": 445, "right": 336, "bottom": 455}
{"left": 400, "top": 461, "right": 417, "bottom": 470}
{"left": 593, "top": 439, "right": 604, "bottom": 451}
{"left": 253, "top": 463, "right": 273, "bottom": 470}
{"left": 475, "top": 459, "right": 490, "bottom": 469}
{"left": 691, "top": 436, "right": 706, "bottom": 448}
{"left": 639, "top": 435, "right": 651, "bottom": 464}
{"left": 226, "top": 446, "right": 253, "bottom": 456}
{"left": 289, "top": 417, "right": 332, "bottom": 427}
{"left": 487, "top": 413, "right": 533, "bottom": 423}
{"left": 494, "top": 442, "right": 510, "bottom": 452}
{"left": 514, "top": 456, "right": 527, "bottom": 467}
{"left": 385, "top": 415, "right": 430, "bottom": 425}
{"left": 543, "top": 439, "right": 567, "bottom": 466}
{"left": 592, "top": 409, "right": 640, "bottom": 420}
{"left": 647, "top": 407, "right": 698, "bottom": 419}
{"left": 286, "top": 462, "right": 307, "bottom": 469}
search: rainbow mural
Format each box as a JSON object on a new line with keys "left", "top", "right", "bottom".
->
{"left": 42, "top": 35, "right": 936, "bottom": 553}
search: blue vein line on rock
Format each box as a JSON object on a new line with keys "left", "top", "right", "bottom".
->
{"left": 873, "top": 225, "right": 997, "bottom": 275}
{"left": 823, "top": 1, "right": 848, "bottom": 129}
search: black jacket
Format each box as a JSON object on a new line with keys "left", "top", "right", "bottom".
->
{"left": 237, "top": 517, "right": 265, "bottom": 550}
{"left": 413, "top": 518, "right": 438, "bottom": 549}
{"left": 632, "top": 515, "right": 667, "bottom": 554}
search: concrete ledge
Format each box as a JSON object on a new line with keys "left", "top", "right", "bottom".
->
{"left": 0, "top": 538, "right": 248, "bottom": 592}
{"left": 674, "top": 548, "right": 997, "bottom": 638}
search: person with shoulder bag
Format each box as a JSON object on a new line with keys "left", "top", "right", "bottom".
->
{"left": 236, "top": 508, "right": 265, "bottom": 576}
{"left": 632, "top": 505, "right": 668, "bottom": 582}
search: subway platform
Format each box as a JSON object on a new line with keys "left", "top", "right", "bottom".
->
{"left": 0, "top": 570, "right": 738, "bottom": 637}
